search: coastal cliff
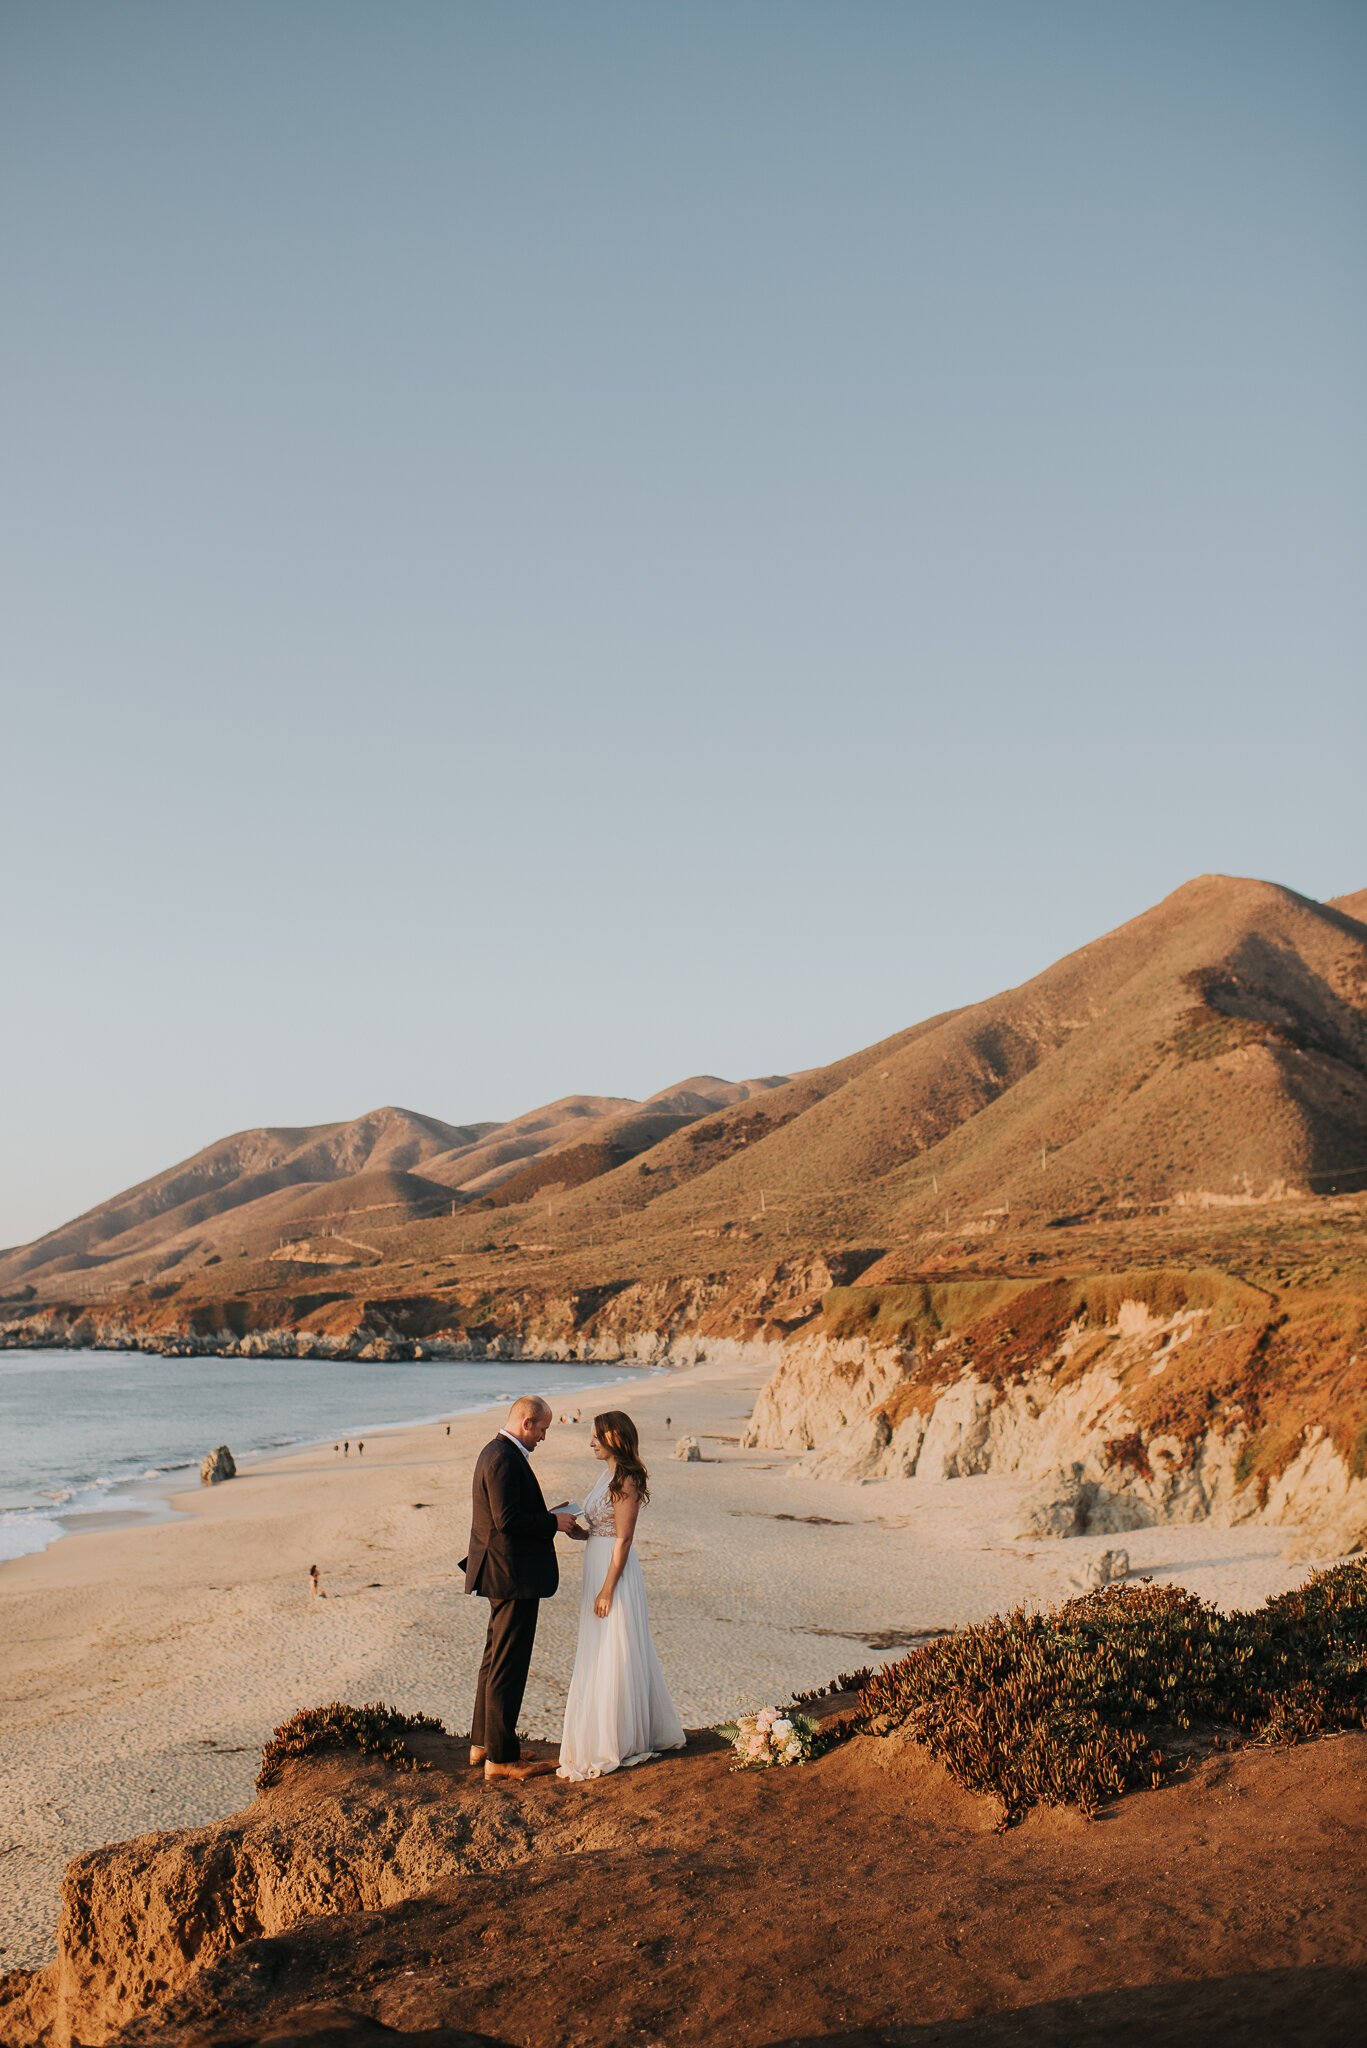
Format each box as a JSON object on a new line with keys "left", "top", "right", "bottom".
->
{"left": 743, "top": 1270, "right": 1367, "bottom": 1556}
{"left": 3, "top": 1667, "right": 1364, "bottom": 2047}
{"left": 3, "top": 872, "right": 1363, "bottom": 1569}
{"left": 5, "top": 1251, "right": 1364, "bottom": 1554}
{"left": 0, "top": 1252, "right": 876, "bottom": 1368}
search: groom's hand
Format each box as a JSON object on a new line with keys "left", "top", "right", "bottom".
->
{"left": 554, "top": 1512, "right": 579, "bottom": 1535}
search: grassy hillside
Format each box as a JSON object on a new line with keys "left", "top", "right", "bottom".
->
{"left": 3, "top": 875, "right": 1363, "bottom": 1313}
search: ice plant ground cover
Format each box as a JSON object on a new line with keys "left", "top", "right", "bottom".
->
{"left": 258, "top": 1702, "right": 446, "bottom": 1788}
{"left": 846, "top": 1562, "right": 1367, "bottom": 1826}
{"left": 717, "top": 1705, "right": 827, "bottom": 1769}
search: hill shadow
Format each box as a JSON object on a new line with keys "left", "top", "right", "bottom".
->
{"left": 765, "top": 1963, "right": 1367, "bottom": 2047}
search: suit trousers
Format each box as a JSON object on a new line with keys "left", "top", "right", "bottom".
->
{"left": 471, "top": 1596, "right": 540, "bottom": 1762}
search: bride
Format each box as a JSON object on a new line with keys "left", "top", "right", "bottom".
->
{"left": 555, "top": 1410, "right": 685, "bottom": 1781}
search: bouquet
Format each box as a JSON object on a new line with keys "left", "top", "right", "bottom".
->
{"left": 717, "top": 1704, "right": 824, "bottom": 1769}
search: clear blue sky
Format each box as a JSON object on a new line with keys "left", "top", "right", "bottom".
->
{"left": 2, "top": 1, "right": 1364, "bottom": 1247}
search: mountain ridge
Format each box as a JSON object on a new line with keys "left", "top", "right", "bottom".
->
{"left": 2, "top": 873, "right": 1364, "bottom": 1304}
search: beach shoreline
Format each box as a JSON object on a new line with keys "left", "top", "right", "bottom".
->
{"left": 0, "top": 1349, "right": 658, "bottom": 1570}
{"left": 0, "top": 1349, "right": 1311, "bottom": 1973}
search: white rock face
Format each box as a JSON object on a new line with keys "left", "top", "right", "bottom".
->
{"left": 915, "top": 1378, "right": 1001, "bottom": 1480}
{"left": 742, "top": 1336, "right": 907, "bottom": 1452}
{"left": 748, "top": 1302, "right": 1367, "bottom": 1541}
{"left": 1018, "top": 1468, "right": 1091, "bottom": 1538}
{"left": 1017, "top": 1469, "right": 1154, "bottom": 1538}
{"left": 1076, "top": 1547, "right": 1130, "bottom": 1589}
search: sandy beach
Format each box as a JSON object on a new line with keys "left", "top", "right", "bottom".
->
{"left": 0, "top": 1349, "right": 1311, "bottom": 1972}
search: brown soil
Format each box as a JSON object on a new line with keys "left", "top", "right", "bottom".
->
{"left": 4, "top": 1721, "right": 1364, "bottom": 2048}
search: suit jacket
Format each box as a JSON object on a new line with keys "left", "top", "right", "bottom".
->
{"left": 460, "top": 1435, "right": 560, "bottom": 1600}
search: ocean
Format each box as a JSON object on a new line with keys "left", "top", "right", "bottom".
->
{"left": 0, "top": 1347, "right": 645, "bottom": 1562}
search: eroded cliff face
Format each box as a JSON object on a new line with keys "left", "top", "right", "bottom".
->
{"left": 9, "top": 1726, "right": 1366, "bottom": 2048}
{"left": 0, "top": 1252, "right": 878, "bottom": 1369}
{"left": 743, "top": 1333, "right": 908, "bottom": 1451}
{"left": 743, "top": 1278, "right": 1367, "bottom": 1553}
{"left": 4, "top": 1260, "right": 1361, "bottom": 1552}
{"left": 1, "top": 1750, "right": 643, "bottom": 2048}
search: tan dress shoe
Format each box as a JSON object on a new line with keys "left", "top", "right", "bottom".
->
{"left": 483, "top": 1758, "right": 559, "bottom": 1782}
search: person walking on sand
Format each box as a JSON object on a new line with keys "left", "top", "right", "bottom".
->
{"left": 308, "top": 1564, "right": 327, "bottom": 1600}
{"left": 460, "top": 1396, "right": 584, "bottom": 1782}
{"left": 556, "top": 1410, "right": 684, "bottom": 1782}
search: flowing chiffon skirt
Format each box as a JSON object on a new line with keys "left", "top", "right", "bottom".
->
{"left": 556, "top": 1534, "right": 685, "bottom": 1780}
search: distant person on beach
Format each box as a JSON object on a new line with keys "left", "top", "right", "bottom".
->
{"left": 460, "top": 1396, "right": 584, "bottom": 1782}
{"left": 308, "top": 1564, "right": 326, "bottom": 1600}
{"left": 556, "top": 1410, "right": 684, "bottom": 1782}
{"left": 358, "top": 1441, "right": 364, "bottom": 1456}
{"left": 343, "top": 1441, "right": 349, "bottom": 1456}
{"left": 446, "top": 1424, "right": 451, "bottom": 1436}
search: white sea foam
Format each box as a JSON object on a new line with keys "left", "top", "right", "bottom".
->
{"left": 0, "top": 1511, "right": 65, "bottom": 1563}
{"left": 0, "top": 1349, "right": 654, "bottom": 1561}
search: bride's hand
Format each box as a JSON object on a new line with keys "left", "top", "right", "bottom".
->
{"left": 593, "top": 1589, "right": 613, "bottom": 1618}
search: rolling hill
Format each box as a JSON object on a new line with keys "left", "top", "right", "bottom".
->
{"left": 0, "top": 1078, "right": 790, "bottom": 1297}
{"left": 2, "top": 874, "right": 1363, "bottom": 1307}
{"left": 535, "top": 873, "right": 1367, "bottom": 1251}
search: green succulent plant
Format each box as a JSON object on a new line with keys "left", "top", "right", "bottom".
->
{"left": 849, "top": 1563, "right": 1367, "bottom": 1826}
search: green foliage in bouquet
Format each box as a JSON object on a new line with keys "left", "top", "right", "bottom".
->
{"left": 258, "top": 1700, "right": 447, "bottom": 1789}
{"left": 848, "top": 1563, "right": 1367, "bottom": 1826}
{"left": 716, "top": 1704, "right": 829, "bottom": 1768}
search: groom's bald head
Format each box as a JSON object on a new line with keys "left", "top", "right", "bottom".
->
{"left": 506, "top": 1395, "right": 552, "bottom": 1448}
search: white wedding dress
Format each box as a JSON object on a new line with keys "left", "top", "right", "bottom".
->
{"left": 556, "top": 1465, "right": 685, "bottom": 1781}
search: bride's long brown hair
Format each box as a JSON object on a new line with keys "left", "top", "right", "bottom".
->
{"left": 594, "top": 1411, "right": 650, "bottom": 1506}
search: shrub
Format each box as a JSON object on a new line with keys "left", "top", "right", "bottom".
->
{"left": 1103, "top": 1430, "right": 1154, "bottom": 1481}
{"left": 257, "top": 1700, "right": 447, "bottom": 1790}
{"left": 847, "top": 1565, "right": 1367, "bottom": 1826}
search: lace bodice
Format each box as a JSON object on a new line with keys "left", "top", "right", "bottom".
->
{"left": 582, "top": 1468, "right": 620, "bottom": 1538}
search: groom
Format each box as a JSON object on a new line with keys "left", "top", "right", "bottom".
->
{"left": 461, "top": 1394, "right": 581, "bottom": 1782}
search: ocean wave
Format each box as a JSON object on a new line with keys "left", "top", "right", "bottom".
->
{"left": 0, "top": 1510, "right": 65, "bottom": 1563}
{"left": 1, "top": 1355, "right": 655, "bottom": 1561}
